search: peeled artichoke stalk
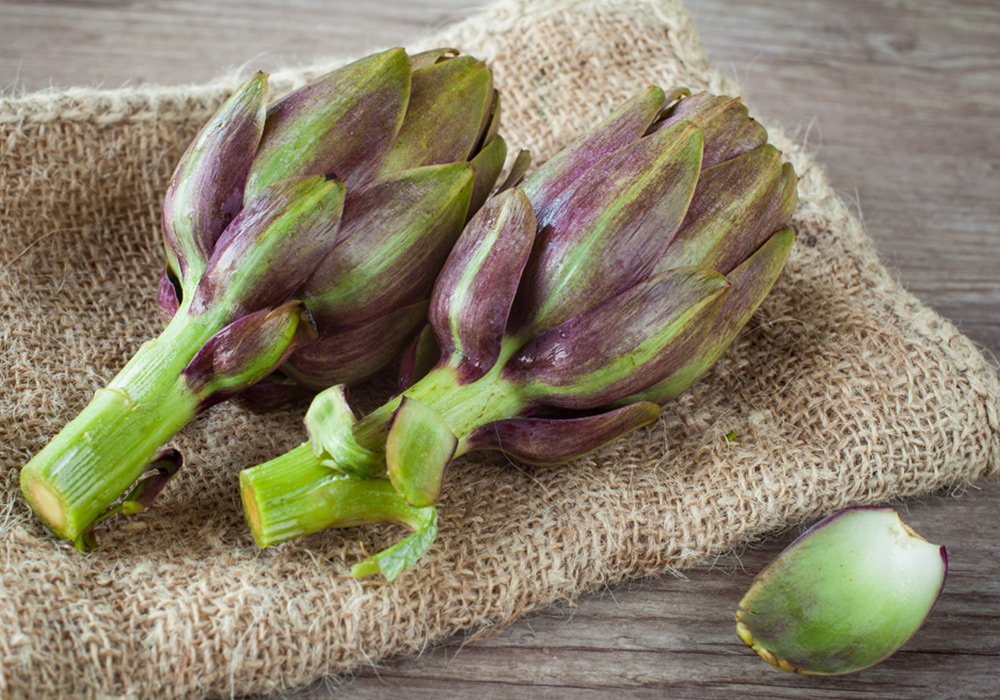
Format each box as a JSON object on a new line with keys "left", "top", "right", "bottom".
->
{"left": 736, "top": 507, "right": 947, "bottom": 675}
{"left": 241, "top": 86, "right": 799, "bottom": 579}
{"left": 20, "top": 47, "right": 508, "bottom": 547}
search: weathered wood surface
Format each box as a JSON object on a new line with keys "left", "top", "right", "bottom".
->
{"left": 1, "top": 0, "right": 998, "bottom": 698}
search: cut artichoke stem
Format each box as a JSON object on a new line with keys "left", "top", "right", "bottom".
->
{"left": 735, "top": 506, "right": 947, "bottom": 676}
{"left": 19, "top": 306, "right": 222, "bottom": 540}
{"left": 240, "top": 445, "right": 437, "bottom": 581}
{"left": 20, "top": 298, "right": 310, "bottom": 542}
{"left": 241, "top": 355, "right": 529, "bottom": 546}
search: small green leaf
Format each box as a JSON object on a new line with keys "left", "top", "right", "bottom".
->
{"left": 350, "top": 505, "right": 438, "bottom": 581}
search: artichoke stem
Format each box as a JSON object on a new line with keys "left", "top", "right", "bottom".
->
{"left": 240, "top": 444, "right": 429, "bottom": 548}
{"left": 20, "top": 308, "right": 221, "bottom": 541}
{"left": 242, "top": 361, "right": 527, "bottom": 546}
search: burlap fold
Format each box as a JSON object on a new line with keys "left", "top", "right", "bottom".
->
{"left": 1, "top": 0, "right": 998, "bottom": 697}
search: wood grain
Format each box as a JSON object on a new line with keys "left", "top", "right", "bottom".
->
{"left": 1, "top": 1, "right": 998, "bottom": 698}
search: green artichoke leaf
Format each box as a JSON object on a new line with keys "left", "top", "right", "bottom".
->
{"left": 189, "top": 175, "right": 344, "bottom": 321}
{"left": 350, "top": 501, "right": 438, "bottom": 581}
{"left": 511, "top": 120, "right": 704, "bottom": 339}
{"left": 655, "top": 144, "right": 797, "bottom": 275}
{"left": 627, "top": 226, "right": 795, "bottom": 404}
{"left": 376, "top": 55, "right": 494, "bottom": 175}
{"left": 736, "top": 507, "right": 947, "bottom": 675}
{"left": 246, "top": 48, "right": 411, "bottom": 197}
{"left": 507, "top": 267, "right": 729, "bottom": 409}
{"left": 301, "top": 162, "right": 474, "bottom": 324}
{"left": 303, "top": 384, "right": 382, "bottom": 478}
{"left": 467, "top": 133, "right": 508, "bottom": 219}
{"left": 386, "top": 397, "right": 458, "bottom": 507}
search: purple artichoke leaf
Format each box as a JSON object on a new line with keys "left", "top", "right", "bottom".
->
{"left": 651, "top": 92, "right": 768, "bottom": 169}
{"left": 520, "top": 85, "right": 668, "bottom": 223}
{"left": 246, "top": 48, "right": 411, "bottom": 197}
{"left": 182, "top": 300, "right": 317, "bottom": 410}
{"left": 189, "top": 176, "right": 345, "bottom": 320}
{"left": 301, "top": 163, "right": 473, "bottom": 324}
{"left": 509, "top": 120, "right": 704, "bottom": 339}
{"left": 398, "top": 324, "right": 442, "bottom": 391}
{"left": 654, "top": 144, "right": 794, "bottom": 275}
{"left": 162, "top": 72, "right": 268, "bottom": 285}
{"left": 467, "top": 134, "right": 509, "bottom": 220}
{"left": 375, "top": 55, "right": 494, "bottom": 176}
{"left": 506, "top": 266, "right": 730, "bottom": 410}
{"left": 429, "top": 188, "right": 537, "bottom": 384}
{"left": 461, "top": 401, "right": 660, "bottom": 465}
{"left": 386, "top": 396, "right": 458, "bottom": 507}
{"left": 282, "top": 299, "right": 429, "bottom": 390}
{"left": 623, "top": 226, "right": 795, "bottom": 405}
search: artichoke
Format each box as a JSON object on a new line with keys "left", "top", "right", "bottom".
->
{"left": 240, "top": 86, "right": 799, "bottom": 579}
{"left": 20, "top": 48, "right": 509, "bottom": 547}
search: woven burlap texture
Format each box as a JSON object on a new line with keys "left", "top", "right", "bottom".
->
{"left": 2, "top": 0, "right": 998, "bottom": 697}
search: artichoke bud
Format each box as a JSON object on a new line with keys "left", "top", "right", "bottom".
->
{"left": 651, "top": 92, "right": 767, "bottom": 168}
{"left": 245, "top": 48, "right": 411, "bottom": 198}
{"left": 429, "top": 188, "right": 537, "bottom": 383}
{"left": 189, "top": 176, "right": 344, "bottom": 320}
{"left": 386, "top": 397, "right": 457, "bottom": 507}
{"left": 162, "top": 72, "right": 268, "bottom": 286}
{"left": 283, "top": 300, "right": 429, "bottom": 390}
{"left": 736, "top": 507, "right": 947, "bottom": 675}
{"left": 303, "top": 384, "right": 382, "bottom": 478}
{"left": 520, "top": 85, "right": 668, "bottom": 224}
{"left": 375, "top": 55, "right": 494, "bottom": 176}
{"left": 461, "top": 402, "right": 660, "bottom": 466}
{"left": 302, "top": 162, "right": 474, "bottom": 323}
{"left": 182, "top": 300, "right": 316, "bottom": 410}
{"left": 506, "top": 267, "right": 730, "bottom": 410}
{"left": 628, "top": 227, "right": 795, "bottom": 405}
{"left": 510, "top": 120, "right": 704, "bottom": 340}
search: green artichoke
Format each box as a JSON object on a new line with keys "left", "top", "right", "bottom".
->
{"left": 20, "top": 48, "right": 509, "bottom": 548}
{"left": 240, "top": 86, "right": 798, "bottom": 579}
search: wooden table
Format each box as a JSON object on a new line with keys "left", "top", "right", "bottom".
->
{"left": 2, "top": 1, "right": 997, "bottom": 697}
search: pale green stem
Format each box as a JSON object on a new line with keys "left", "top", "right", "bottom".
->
{"left": 20, "top": 303, "right": 225, "bottom": 541}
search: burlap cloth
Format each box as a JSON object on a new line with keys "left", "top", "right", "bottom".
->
{"left": 1, "top": 0, "right": 998, "bottom": 697}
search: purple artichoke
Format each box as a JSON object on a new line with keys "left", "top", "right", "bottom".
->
{"left": 240, "top": 87, "right": 798, "bottom": 579}
{"left": 21, "top": 48, "right": 510, "bottom": 548}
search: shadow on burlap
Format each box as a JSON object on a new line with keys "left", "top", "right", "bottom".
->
{"left": 1, "top": 0, "right": 997, "bottom": 697}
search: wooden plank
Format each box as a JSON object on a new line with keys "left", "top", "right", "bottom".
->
{"left": 0, "top": 1, "right": 997, "bottom": 698}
